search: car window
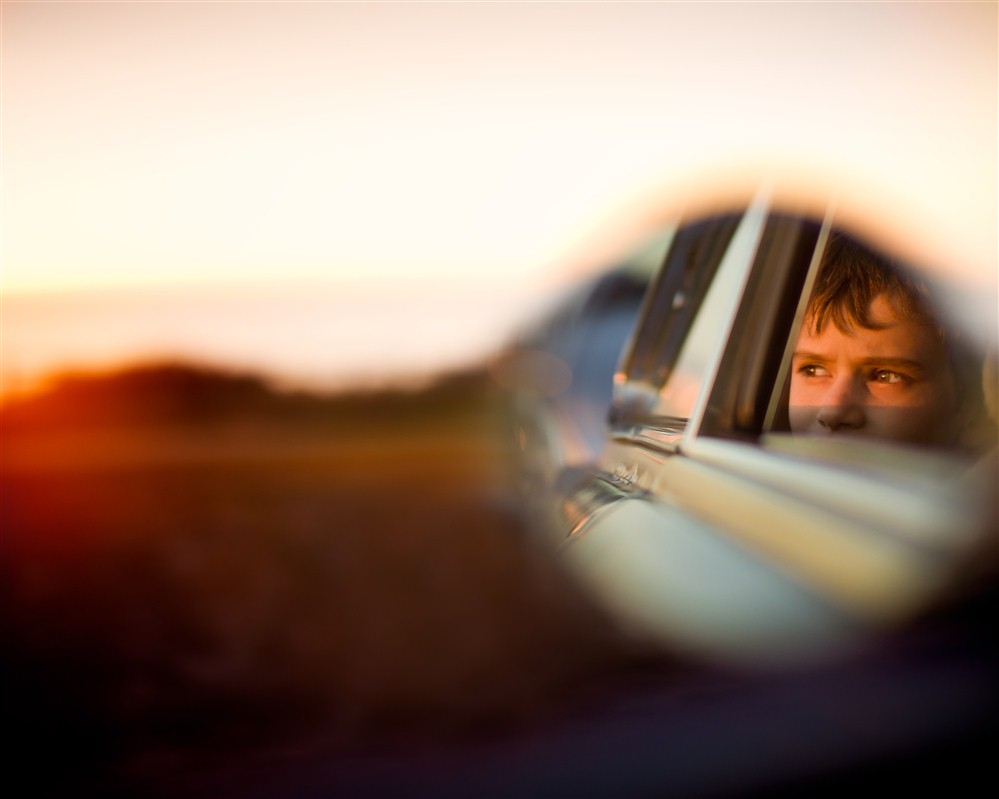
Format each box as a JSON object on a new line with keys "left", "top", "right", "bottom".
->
{"left": 650, "top": 204, "right": 767, "bottom": 429}
{"left": 611, "top": 198, "right": 824, "bottom": 446}
{"left": 611, "top": 202, "right": 995, "bottom": 461}
{"left": 611, "top": 215, "right": 741, "bottom": 427}
{"left": 764, "top": 229, "right": 996, "bottom": 460}
{"left": 702, "top": 212, "right": 827, "bottom": 440}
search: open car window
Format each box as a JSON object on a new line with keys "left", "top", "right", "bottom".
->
{"left": 649, "top": 202, "right": 768, "bottom": 433}
{"left": 612, "top": 199, "right": 996, "bottom": 462}
{"left": 611, "top": 198, "right": 825, "bottom": 447}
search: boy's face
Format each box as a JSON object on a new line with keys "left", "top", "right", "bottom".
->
{"left": 789, "top": 295, "right": 959, "bottom": 447}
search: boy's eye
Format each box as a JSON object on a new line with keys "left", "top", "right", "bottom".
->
{"left": 798, "top": 364, "right": 829, "bottom": 378}
{"left": 872, "top": 369, "right": 908, "bottom": 384}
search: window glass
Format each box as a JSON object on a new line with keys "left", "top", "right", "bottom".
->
{"left": 611, "top": 215, "right": 741, "bottom": 425}
{"left": 650, "top": 205, "right": 767, "bottom": 426}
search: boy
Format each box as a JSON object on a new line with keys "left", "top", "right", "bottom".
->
{"left": 788, "top": 233, "right": 968, "bottom": 449}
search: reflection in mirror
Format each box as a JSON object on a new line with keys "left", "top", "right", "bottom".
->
{"left": 518, "top": 199, "right": 997, "bottom": 671}
{"left": 787, "top": 231, "right": 993, "bottom": 454}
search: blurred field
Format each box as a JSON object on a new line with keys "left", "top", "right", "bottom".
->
{"left": 1, "top": 364, "right": 644, "bottom": 796}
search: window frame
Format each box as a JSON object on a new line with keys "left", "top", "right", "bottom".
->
{"left": 609, "top": 195, "right": 834, "bottom": 452}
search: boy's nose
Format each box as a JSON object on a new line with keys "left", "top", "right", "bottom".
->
{"left": 816, "top": 375, "right": 866, "bottom": 432}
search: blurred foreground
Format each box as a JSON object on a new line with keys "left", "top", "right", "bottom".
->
{"left": 2, "top": 364, "right": 995, "bottom": 797}
{"left": 1, "top": 364, "right": 641, "bottom": 796}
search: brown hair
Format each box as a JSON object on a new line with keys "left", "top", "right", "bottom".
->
{"left": 805, "top": 232, "right": 939, "bottom": 337}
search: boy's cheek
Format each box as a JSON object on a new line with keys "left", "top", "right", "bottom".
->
{"left": 787, "top": 401, "right": 941, "bottom": 444}
{"left": 864, "top": 404, "right": 944, "bottom": 445}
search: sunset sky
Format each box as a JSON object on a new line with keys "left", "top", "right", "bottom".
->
{"left": 2, "top": 1, "right": 996, "bottom": 393}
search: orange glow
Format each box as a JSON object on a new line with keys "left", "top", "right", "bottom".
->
{"left": 0, "top": 279, "right": 565, "bottom": 398}
{"left": 2, "top": 2, "right": 995, "bottom": 388}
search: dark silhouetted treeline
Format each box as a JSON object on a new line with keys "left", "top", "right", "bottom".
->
{"left": 1, "top": 361, "right": 497, "bottom": 433}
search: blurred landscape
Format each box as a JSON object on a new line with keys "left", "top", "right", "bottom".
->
{"left": 1, "top": 362, "right": 648, "bottom": 796}
{"left": 4, "top": 362, "right": 997, "bottom": 798}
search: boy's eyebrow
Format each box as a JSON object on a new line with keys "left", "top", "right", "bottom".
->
{"left": 792, "top": 350, "right": 829, "bottom": 361}
{"left": 791, "top": 351, "right": 928, "bottom": 372}
{"left": 857, "top": 357, "right": 928, "bottom": 372}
